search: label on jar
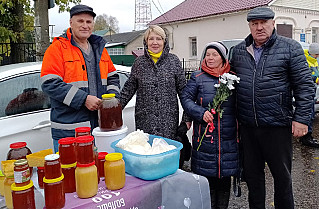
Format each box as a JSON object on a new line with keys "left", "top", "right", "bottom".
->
{"left": 14, "top": 169, "right": 30, "bottom": 183}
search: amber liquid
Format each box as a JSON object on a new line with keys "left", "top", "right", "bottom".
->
{"left": 44, "top": 181, "right": 65, "bottom": 209}
{"left": 37, "top": 167, "right": 44, "bottom": 189}
{"left": 12, "top": 186, "right": 36, "bottom": 209}
{"left": 99, "top": 103, "right": 123, "bottom": 131}
{"left": 104, "top": 159, "right": 125, "bottom": 190}
{"left": 44, "top": 158, "right": 62, "bottom": 179}
{"left": 59, "top": 143, "right": 76, "bottom": 164}
{"left": 62, "top": 166, "right": 76, "bottom": 193}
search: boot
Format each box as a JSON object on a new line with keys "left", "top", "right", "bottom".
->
{"left": 300, "top": 133, "right": 319, "bottom": 148}
{"left": 216, "top": 190, "right": 230, "bottom": 209}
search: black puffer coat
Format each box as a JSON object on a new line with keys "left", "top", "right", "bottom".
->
{"left": 120, "top": 38, "right": 188, "bottom": 140}
{"left": 231, "top": 30, "right": 315, "bottom": 127}
{"left": 181, "top": 70, "right": 238, "bottom": 178}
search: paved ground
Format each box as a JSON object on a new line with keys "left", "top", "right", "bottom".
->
{"left": 182, "top": 115, "right": 319, "bottom": 209}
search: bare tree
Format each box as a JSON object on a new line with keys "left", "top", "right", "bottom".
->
{"left": 94, "top": 14, "right": 119, "bottom": 33}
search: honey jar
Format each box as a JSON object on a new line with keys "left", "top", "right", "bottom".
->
{"left": 104, "top": 153, "right": 125, "bottom": 190}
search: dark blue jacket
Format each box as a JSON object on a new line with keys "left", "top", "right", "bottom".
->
{"left": 181, "top": 70, "right": 238, "bottom": 178}
{"left": 231, "top": 31, "right": 315, "bottom": 127}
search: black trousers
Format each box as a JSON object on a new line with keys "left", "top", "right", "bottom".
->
{"left": 240, "top": 126, "right": 294, "bottom": 209}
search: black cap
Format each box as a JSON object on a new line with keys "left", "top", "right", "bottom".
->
{"left": 247, "top": 7, "right": 275, "bottom": 22}
{"left": 70, "top": 5, "right": 96, "bottom": 18}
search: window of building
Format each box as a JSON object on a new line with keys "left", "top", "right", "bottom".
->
{"left": 190, "top": 37, "right": 197, "bottom": 58}
{"left": 107, "top": 48, "right": 124, "bottom": 55}
{"left": 312, "top": 27, "right": 318, "bottom": 43}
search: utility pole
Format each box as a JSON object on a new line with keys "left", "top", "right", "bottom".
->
{"left": 34, "top": 0, "right": 50, "bottom": 61}
{"left": 135, "top": 0, "right": 152, "bottom": 31}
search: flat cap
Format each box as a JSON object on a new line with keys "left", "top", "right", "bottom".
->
{"left": 247, "top": 7, "right": 275, "bottom": 22}
{"left": 70, "top": 4, "right": 96, "bottom": 18}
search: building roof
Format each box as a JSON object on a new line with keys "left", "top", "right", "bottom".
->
{"left": 93, "top": 29, "right": 109, "bottom": 36}
{"left": 150, "top": 0, "right": 273, "bottom": 25}
{"left": 103, "top": 30, "right": 146, "bottom": 45}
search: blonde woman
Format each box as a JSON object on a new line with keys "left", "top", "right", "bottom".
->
{"left": 120, "top": 25, "right": 190, "bottom": 141}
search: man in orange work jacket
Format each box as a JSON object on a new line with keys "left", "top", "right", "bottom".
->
{"left": 41, "top": 5, "right": 120, "bottom": 152}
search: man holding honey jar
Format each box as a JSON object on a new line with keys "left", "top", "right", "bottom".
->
{"left": 41, "top": 4, "right": 120, "bottom": 152}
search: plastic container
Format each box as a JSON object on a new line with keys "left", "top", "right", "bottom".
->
{"left": 111, "top": 135, "right": 183, "bottom": 180}
{"left": 11, "top": 180, "right": 35, "bottom": 209}
{"left": 104, "top": 153, "right": 125, "bottom": 190}
{"left": 92, "top": 125, "right": 128, "bottom": 153}
{"left": 75, "top": 127, "right": 91, "bottom": 137}
{"left": 75, "top": 162, "right": 98, "bottom": 198}
{"left": 98, "top": 93, "right": 123, "bottom": 131}
{"left": 75, "top": 135, "right": 94, "bottom": 164}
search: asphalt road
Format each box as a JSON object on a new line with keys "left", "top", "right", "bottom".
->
{"left": 183, "top": 115, "right": 319, "bottom": 209}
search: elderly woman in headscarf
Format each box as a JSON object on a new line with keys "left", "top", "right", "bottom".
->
{"left": 181, "top": 42, "right": 239, "bottom": 208}
{"left": 120, "top": 25, "right": 191, "bottom": 143}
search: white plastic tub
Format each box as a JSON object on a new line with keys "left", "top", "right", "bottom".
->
{"left": 92, "top": 125, "right": 128, "bottom": 153}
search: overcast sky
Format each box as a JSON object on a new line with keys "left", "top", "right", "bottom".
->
{"left": 48, "top": 0, "right": 184, "bottom": 37}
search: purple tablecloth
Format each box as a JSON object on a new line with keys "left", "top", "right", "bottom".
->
{"left": 0, "top": 169, "right": 211, "bottom": 209}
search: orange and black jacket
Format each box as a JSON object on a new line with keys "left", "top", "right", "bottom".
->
{"left": 41, "top": 28, "right": 120, "bottom": 140}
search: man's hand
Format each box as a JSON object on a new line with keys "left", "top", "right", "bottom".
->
{"left": 85, "top": 95, "right": 101, "bottom": 111}
{"left": 203, "top": 110, "right": 214, "bottom": 123}
{"left": 292, "top": 121, "right": 308, "bottom": 137}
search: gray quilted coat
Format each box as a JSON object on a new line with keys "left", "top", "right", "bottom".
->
{"left": 120, "top": 38, "right": 188, "bottom": 140}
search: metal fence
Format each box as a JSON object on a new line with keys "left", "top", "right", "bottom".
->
{"left": 0, "top": 43, "right": 36, "bottom": 66}
{"left": 181, "top": 58, "right": 200, "bottom": 80}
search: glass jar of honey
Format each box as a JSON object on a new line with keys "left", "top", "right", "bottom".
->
{"left": 58, "top": 137, "right": 76, "bottom": 164}
{"left": 75, "top": 127, "right": 91, "bottom": 137}
{"left": 43, "top": 175, "right": 65, "bottom": 209}
{"left": 61, "top": 162, "right": 76, "bottom": 193}
{"left": 43, "top": 154, "right": 65, "bottom": 209}
{"left": 11, "top": 180, "right": 35, "bottom": 209}
{"left": 75, "top": 161, "right": 98, "bottom": 198}
{"left": 44, "top": 154, "right": 62, "bottom": 179}
{"left": 75, "top": 135, "right": 94, "bottom": 164}
{"left": 4, "top": 176, "right": 14, "bottom": 209}
{"left": 0, "top": 170, "right": 5, "bottom": 196}
{"left": 98, "top": 94, "right": 123, "bottom": 131}
{"left": 104, "top": 153, "right": 125, "bottom": 190}
{"left": 14, "top": 159, "right": 30, "bottom": 187}
{"left": 7, "top": 142, "right": 32, "bottom": 160}
{"left": 37, "top": 167, "right": 44, "bottom": 189}
{"left": 98, "top": 152, "right": 108, "bottom": 179}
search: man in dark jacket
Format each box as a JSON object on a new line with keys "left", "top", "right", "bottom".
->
{"left": 230, "top": 7, "right": 315, "bottom": 209}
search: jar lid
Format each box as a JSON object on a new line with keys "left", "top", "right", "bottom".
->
{"left": 43, "top": 174, "right": 64, "bottom": 184}
{"left": 77, "top": 161, "right": 95, "bottom": 167}
{"left": 58, "top": 137, "right": 75, "bottom": 145}
{"left": 105, "top": 153, "right": 123, "bottom": 161}
{"left": 10, "top": 142, "right": 27, "bottom": 149}
{"left": 102, "top": 93, "right": 116, "bottom": 99}
{"left": 11, "top": 180, "right": 34, "bottom": 191}
{"left": 75, "top": 135, "right": 94, "bottom": 143}
{"left": 37, "top": 167, "right": 44, "bottom": 169}
{"left": 14, "top": 159, "right": 28, "bottom": 166}
{"left": 75, "top": 127, "right": 91, "bottom": 133}
{"left": 61, "top": 162, "right": 77, "bottom": 168}
{"left": 98, "top": 152, "right": 108, "bottom": 159}
{"left": 45, "top": 154, "right": 60, "bottom": 161}
{"left": 0, "top": 170, "right": 4, "bottom": 177}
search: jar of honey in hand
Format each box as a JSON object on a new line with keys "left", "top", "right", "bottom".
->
{"left": 98, "top": 93, "right": 123, "bottom": 131}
